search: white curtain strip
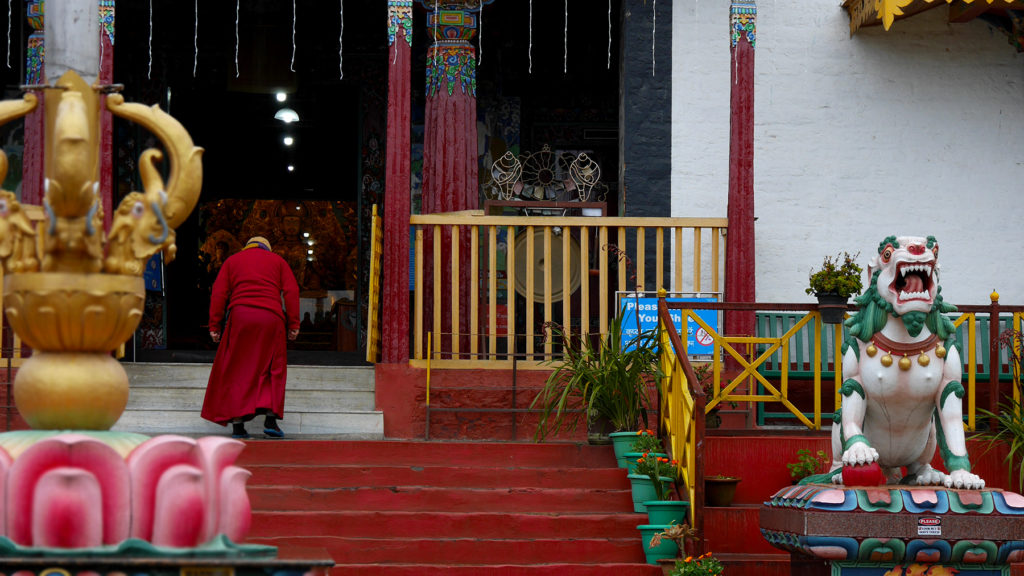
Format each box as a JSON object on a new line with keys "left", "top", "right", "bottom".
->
{"left": 290, "top": 0, "right": 297, "bottom": 72}
{"left": 148, "top": 0, "right": 153, "bottom": 79}
{"left": 193, "top": 0, "right": 198, "bottom": 77}
{"left": 235, "top": 0, "right": 240, "bottom": 78}
{"left": 339, "top": 0, "right": 344, "bottom": 79}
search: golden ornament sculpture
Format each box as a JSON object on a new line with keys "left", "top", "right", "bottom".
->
{"left": 880, "top": 354, "right": 893, "bottom": 367}
{"left": 0, "top": 71, "right": 203, "bottom": 430}
{"left": 936, "top": 344, "right": 946, "bottom": 359}
{"left": 899, "top": 355, "right": 912, "bottom": 371}
{"left": 866, "top": 344, "right": 877, "bottom": 357}
{"left": 918, "top": 353, "right": 930, "bottom": 367}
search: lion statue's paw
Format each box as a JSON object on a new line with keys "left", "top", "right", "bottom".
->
{"left": 908, "top": 464, "right": 947, "bottom": 486}
{"left": 945, "top": 469, "right": 985, "bottom": 490}
{"left": 841, "top": 443, "right": 879, "bottom": 467}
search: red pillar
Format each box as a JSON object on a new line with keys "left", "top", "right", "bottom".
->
{"left": 382, "top": 2, "right": 414, "bottom": 362}
{"left": 99, "top": 5, "right": 115, "bottom": 232}
{"left": 725, "top": 1, "right": 756, "bottom": 338}
{"left": 421, "top": 3, "right": 481, "bottom": 357}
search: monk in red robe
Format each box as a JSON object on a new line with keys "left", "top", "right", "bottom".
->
{"left": 202, "top": 236, "right": 300, "bottom": 438}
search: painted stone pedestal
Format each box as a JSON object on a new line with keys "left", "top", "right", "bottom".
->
{"left": 760, "top": 484, "right": 1024, "bottom": 575}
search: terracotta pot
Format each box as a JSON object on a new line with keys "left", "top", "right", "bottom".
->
{"left": 704, "top": 475, "right": 741, "bottom": 506}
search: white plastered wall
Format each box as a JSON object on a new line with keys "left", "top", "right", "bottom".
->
{"left": 671, "top": 0, "right": 1024, "bottom": 306}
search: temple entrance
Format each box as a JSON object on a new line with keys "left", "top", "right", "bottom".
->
{"left": 111, "top": 1, "right": 387, "bottom": 364}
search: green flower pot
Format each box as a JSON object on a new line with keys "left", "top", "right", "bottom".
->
{"left": 642, "top": 499, "right": 689, "bottom": 526}
{"left": 624, "top": 451, "right": 668, "bottom": 473}
{"left": 610, "top": 431, "right": 638, "bottom": 462}
{"left": 637, "top": 524, "right": 678, "bottom": 565}
{"left": 627, "top": 473, "right": 673, "bottom": 513}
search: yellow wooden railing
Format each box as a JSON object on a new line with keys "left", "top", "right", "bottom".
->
{"left": 659, "top": 299, "right": 1024, "bottom": 434}
{"left": 409, "top": 212, "right": 728, "bottom": 368}
{"left": 365, "top": 204, "right": 383, "bottom": 364}
{"left": 657, "top": 292, "right": 705, "bottom": 546}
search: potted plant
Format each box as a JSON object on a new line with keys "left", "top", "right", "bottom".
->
{"left": 666, "top": 551, "right": 725, "bottom": 576}
{"left": 693, "top": 363, "right": 736, "bottom": 428}
{"left": 531, "top": 314, "right": 661, "bottom": 443}
{"left": 704, "top": 474, "right": 742, "bottom": 507}
{"left": 786, "top": 448, "right": 829, "bottom": 484}
{"left": 973, "top": 328, "right": 1024, "bottom": 490}
{"left": 620, "top": 428, "right": 665, "bottom": 468}
{"left": 629, "top": 452, "right": 682, "bottom": 514}
{"left": 805, "top": 251, "right": 863, "bottom": 324}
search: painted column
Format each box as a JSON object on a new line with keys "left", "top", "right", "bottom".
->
{"left": 725, "top": 0, "right": 756, "bottom": 338}
{"left": 22, "top": 0, "right": 44, "bottom": 206}
{"left": 383, "top": 1, "right": 414, "bottom": 362}
{"left": 421, "top": 1, "right": 484, "bottom": 356}
{"left": 99, "top": 1, "right": 115, "bottom": 232}
{"left": 22, "top": 0, "right": 113, "bottom": 232}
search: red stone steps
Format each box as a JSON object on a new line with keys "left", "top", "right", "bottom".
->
{"left": 245, "top": 464, "right": 633, "bottom": 489}
{"left": 247, "top": 535, "right": 650, "bottom": 565}
{"left": 249, "top": 510, "right": 645, "bottom": 539}
{"left": 247, "top": 485, "right": 635, "bottom": 513}
{"left": 238, "top": 440, "right": 662, "bottom": 575}
{"left": 329, "top": 564, "right": 662, "bottom": 576}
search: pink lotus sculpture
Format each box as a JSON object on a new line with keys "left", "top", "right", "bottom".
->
{"left": 0, "top": 431, "right": 254, "bottom": 550}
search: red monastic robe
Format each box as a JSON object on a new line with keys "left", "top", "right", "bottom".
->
{"left": 201, "top": 247, "right": 300, "bottom": 425}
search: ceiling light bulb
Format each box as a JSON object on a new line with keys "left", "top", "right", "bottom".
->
{"left": 276, "top": 92, "right": 287, "bottom": 102}
{"left": 274, "top": 108, "right": 300, "bottom": 123}
{"left": 287, "top": 165, "right": 295, "bottom": 172}
{"left": 283, "top": 136, "right": 294, "bottom": 146}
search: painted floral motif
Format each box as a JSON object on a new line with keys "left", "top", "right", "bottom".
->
{"left": 388, "top": 0, "right": 413, "bottom": 47}
{"left": 99, "top": 0, "right": 116, "bottom": 46}
{"left": 730, "top": 2, "right": 757, "bottom": 49}
{"left": 426, "top": 45, "right": 476, "bottom": 97}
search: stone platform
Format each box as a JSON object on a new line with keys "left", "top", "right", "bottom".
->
{"left": 760, "top": 484, "right": 1024, "bottom": 575}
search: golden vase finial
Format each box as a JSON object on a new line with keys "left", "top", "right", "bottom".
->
{"left": 0, "top": 71, "right": 203, "bottom": 430}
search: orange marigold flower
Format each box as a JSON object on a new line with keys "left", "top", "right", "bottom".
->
{"left": 637, "top": 430, "right": 643, "bottom": 435}
{"left": 659, "top": 457, "right": 668, "bottom": 463}
{"left": 671, "top": 460, "right": 678, "bottom": 465}
{"left": 684, "top": 556, "right": 693, "bottom": 563}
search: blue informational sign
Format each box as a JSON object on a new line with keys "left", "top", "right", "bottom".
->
{"left": 619, "top": 297, "right": 718, "bottom": 355}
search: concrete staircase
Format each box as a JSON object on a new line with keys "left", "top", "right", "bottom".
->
{"left": 238, "top": 440, "right": 663, "bottom": 576}
{"left": 113, "top": 362, "right": 383, "bottom": 439}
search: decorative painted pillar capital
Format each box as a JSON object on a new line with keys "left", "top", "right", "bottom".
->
{"left": 730, "top": 0, "right": 757, "bottom": 49}
{"left": 388, "top": 0, "right": 413, "bottom": 47}
{"left": 424, "top": 6, "right": 480, "bottom": 97}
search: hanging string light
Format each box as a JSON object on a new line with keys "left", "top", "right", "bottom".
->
{"left": 6, "top": 0, "right": 10, "bottom": 69}
{"left": 234, "top": 0, "right": 240, "bottom": 78}
{"left": 528, "top": 0, "right": 533, "bottom": 74}
{"left": 339, "top": 0, "right": 344, "bottom": 79}
{"left": 193, "top": 0, "right": 198, "bottom": 77}
{"left": 607, "top": 0, "right": 611, "bottom": 70}
{"left": 563, "top": 0, "right": 568, "bottom": 74}
{"left": 477, "top": 1, "right": 483, "bottom": 67}
{"left": 148, "top": 0, "right": 153, "bottom": 79}
{"left": 651, "top": 0, "right": 656, "bottom": 77}
{"left": 433, "top": 0, "right": 439, "bottom": 68}
{"left": 290, "top": 0, "right": 297, "bottom": 72}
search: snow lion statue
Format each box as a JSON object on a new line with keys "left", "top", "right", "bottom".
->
{"left": 806, "top": 235, "right": 985, "bottom": 489}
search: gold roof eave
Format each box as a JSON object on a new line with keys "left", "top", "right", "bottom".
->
{"left": 842, "top": 0, "right": 1022, "bottom": 34}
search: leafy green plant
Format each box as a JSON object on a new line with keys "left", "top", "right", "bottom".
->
{"left": 635, "top": 452, "right": 680, "bottom": 500}
{"left": 805, "top": 251, "right": 863, "bottom": 298}
{"left": 694, "top": 362, "right": 737, "bottom": 410}
{"left": 668, "top": 552, "right": 724, "bottom": 576}
{"left": 973, "top": 328, "right": 1024, "bottom": 491}
{"left": 786, "top": 448, "right": 829, "bottom": 482}
{"left": 631, "top": 428, "right": 663, "bottom": 453}
{"left": 531, "top": 314, "right": 661, "bottom": 441}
